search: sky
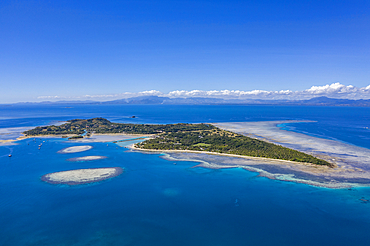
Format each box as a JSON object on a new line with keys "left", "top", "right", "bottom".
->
{"left": 0, "top": 0, "right": 369, "bottom": 103}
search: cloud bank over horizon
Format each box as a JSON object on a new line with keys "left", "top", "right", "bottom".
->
{"left": 37, "top": 83, "right": 370, "bottom": 102}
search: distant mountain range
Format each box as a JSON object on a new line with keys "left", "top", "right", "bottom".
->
{"left": 8, "top": 96, "right": 370, "bottom": 107}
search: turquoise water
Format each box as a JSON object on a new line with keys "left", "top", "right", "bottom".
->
{"left": 1, "top": 105, "right": 370, "bottom": 245}
{"left": 2, "top": 104, "right": 370, "bottom": 148}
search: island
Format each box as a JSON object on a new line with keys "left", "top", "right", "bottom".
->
{"left": 22, "top": 117, "right": 215, "bottom": 135}
{"left": 23, "top": 118, "right": 332, "bottom": 166}
{"left": 41, "top": 167, "right": 123, "bottom": 185}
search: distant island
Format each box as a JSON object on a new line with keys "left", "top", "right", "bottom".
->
{"left": 9, "top": 96, "right": 370, "bottom": 107}
{"left": 23, "top": 118, "right": 332, "bottom": 167}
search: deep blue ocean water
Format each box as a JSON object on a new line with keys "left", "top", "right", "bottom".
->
{"left": 1, "top": 104, "right": 370, "bottom": 245}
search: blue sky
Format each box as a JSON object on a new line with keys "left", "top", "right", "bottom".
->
{"left": 0, "top": 0, "right": 369, "bottom": 103}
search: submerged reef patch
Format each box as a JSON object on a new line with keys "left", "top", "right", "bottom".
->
{"left": 57, "top": 145, "right": 93, "bottom": 154}
{"left": 66, "top": 156, "right": 107, "bottom": 162}
{"left": 41, "top": 167, "right": 123, "bottom": 185}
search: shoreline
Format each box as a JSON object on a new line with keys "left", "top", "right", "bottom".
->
{"left": 129, "top": 143, "right": 329, "bottom": 168}
{"left": 0, "top": 132, "right": 152, "bottom": 144}
{"left": 5, "top": 120, "right": 370, "bottom": 188}
{"left": 126, "top": 120, "right": 370, "bottom": 188}
{"left": 159, "top": 152, "right": 365, "bottom": 189}
{"left": 1, "top": 134, "right": 71, "bottom": 145}
{"left": 128, "top": 144, "right": 367, "bottom": 188}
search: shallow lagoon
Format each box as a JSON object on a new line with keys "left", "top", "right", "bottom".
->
{"left": 1, "top": 105, "right": 370, "bottom": 245}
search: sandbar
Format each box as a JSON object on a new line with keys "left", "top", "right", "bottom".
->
{"left": 0, "top": 139, "right": 18, "bottom": 146}
{"left": 67, "top": 156, "right": 107, "bottom": 162}
{"left": 0, "top": 126, "right": 38, "bottom": 145}
{"left": 57, "top": 145, "right": 93, "bottom": 154}
{"left": 41, "top": 167, "right": 123, "bottom": 185}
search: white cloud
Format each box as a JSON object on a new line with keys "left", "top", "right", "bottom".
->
{"left": 166, "top": 83, "right": 370, "bottom": 100}
{"left": 37, "top": 90, "right": 163, "bottom": 100}
{"left": 305, "top": 83, "right": 357, "bottom": 95}
{"left": 37, "top": 83, "right": 370, "bottom": 101}
{"left": 37, "top": 95, "right": 63, "bottom": 99}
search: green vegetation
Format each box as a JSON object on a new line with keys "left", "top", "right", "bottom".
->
{"left": 23, "top": 118, "right": 213, "bottom": 136}
{"left": 137, "top": 127, "right": 332, "bottom": 167}
{"left": 68, "top": 135, "right": 84, "bottom": 140}
{"left": 193, "top": 143, "right": 211, "bottom": 147}
{"left": 23, "top": 117, "right": 332, "bottom": 167}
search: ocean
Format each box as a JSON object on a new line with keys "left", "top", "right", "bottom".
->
{"left": 1, "top": 104, "right": 370, "bottom": 245}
